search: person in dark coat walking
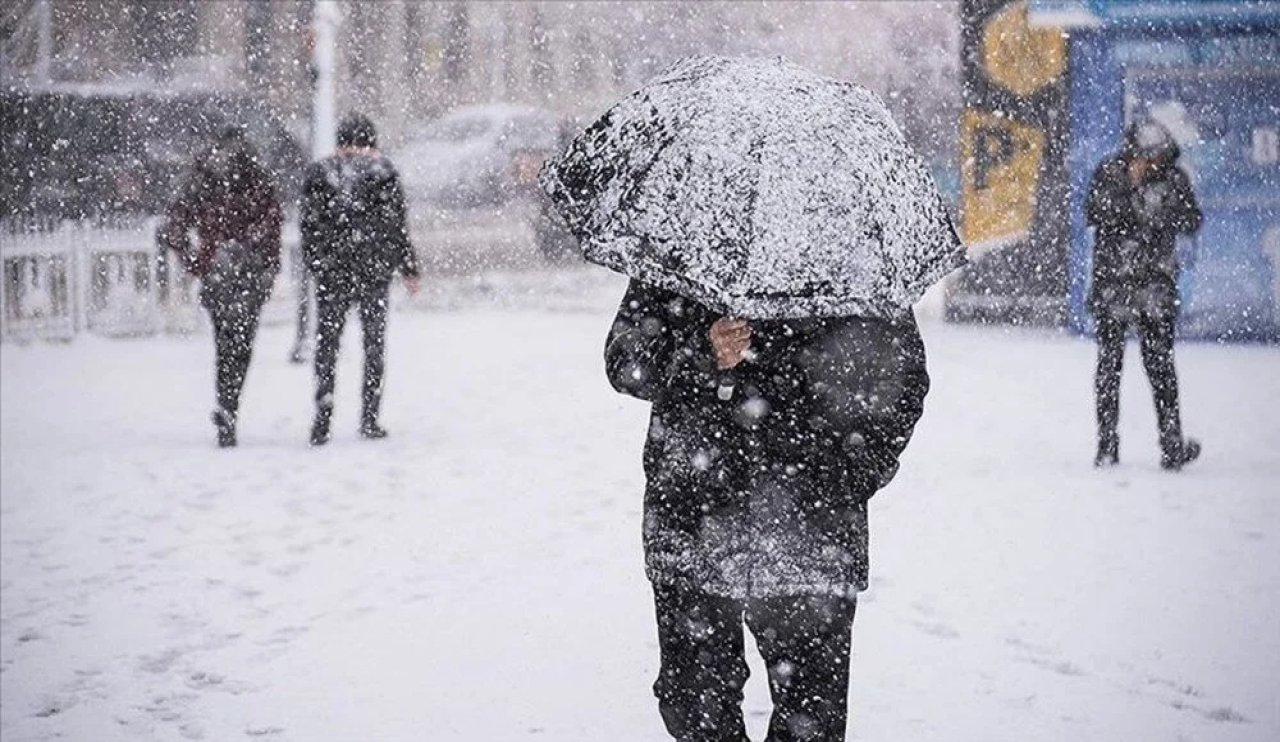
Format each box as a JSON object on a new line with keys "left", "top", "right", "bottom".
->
{"left": 159, "top": 126, "right": 282, "bottom": 448}
{"left": 302, "top": 113, "right": 420, "bottom": 446}
{"left": 1086, "top": 121, "right": 1203, "bottom": 470}
{"left": 606, "top": 280, "right": 929, "bottom": 742}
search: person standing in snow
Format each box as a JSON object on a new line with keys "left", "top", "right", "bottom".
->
{"left": 606, "top": 281, "right": 930, "bottom": 741}
{"left": 158, "top": 125, "right": 282, "bottom": 448}
{"left": 301, "top": 113, "right": 420, "bottom": 446}
{"left": 1086, "top": 120, "right": 1203, "bottom": 470}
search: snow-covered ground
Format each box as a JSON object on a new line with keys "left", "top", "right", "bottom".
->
{"left": 2, "top": 268, "right": 1277, "bottom": 742}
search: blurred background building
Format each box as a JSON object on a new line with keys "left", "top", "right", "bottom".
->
{"left": 1, "top": 1, "right": 961, "bottom": 164}
{"left": 953, "top": 0, "right": 1279, "bottom": 341}
{"left": 0, "top": 1, "right": 962, "bottom": 341}
{"left": 8, "top": 1, "right": 1272, "bottom": 342}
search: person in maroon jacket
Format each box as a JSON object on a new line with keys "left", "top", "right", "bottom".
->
{"left": 159, "top": 126, "right": 282, "bottom": 447}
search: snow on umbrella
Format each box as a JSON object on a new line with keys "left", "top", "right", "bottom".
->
{"left": 540, "top": 55, "right": 967, "bottom": 320}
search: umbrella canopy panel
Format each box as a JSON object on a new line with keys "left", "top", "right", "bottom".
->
{"left": 542, "top": 55, "right": 965, "bottom": 320}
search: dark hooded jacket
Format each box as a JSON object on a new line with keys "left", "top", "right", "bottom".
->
{"left": 300, "top": 152, "right": 419, "bottom": 296}
{"left": 606, "top": 280, "right": 929, "bottom": 599}
{"left": 159, "top": 135, "right": 282, "bottom": 280}
{"left": 1086, "top": 124, "right": 1202, "bottom": 317}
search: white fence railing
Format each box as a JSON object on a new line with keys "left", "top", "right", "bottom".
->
{"left": 1, "top": 215, "right": 303, "bottom": 342}
{"left": 0, "top": 200, "right": 567, "bottom": 343}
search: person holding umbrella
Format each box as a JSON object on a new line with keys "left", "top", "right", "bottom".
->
{"left": 542, "top": 56, "right": 964, "bottom": 741}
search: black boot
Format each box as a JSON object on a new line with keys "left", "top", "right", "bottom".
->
{"left": 1094, "top": 435, "right": 1119, "bottom": 468}
{"left": 211, "top": 408, "right": 236, "bottom": 448}
{"left": 1161, "top": 438, "right": 1201, "bottom": 471}
{"left": 359, "top": 417, "right": 388, "bottom": 440}
{"left": 310, "top": 406, "right": 333, "bottom": 447}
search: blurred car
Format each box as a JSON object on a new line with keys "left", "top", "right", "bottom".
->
{"left": 0, "top": 87, "right": 304, "bottom": 221}
{"left": 393, "top": 104, "right": 560, "bottom": 209}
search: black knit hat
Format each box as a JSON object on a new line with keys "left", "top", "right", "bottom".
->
{"left": 200, "top": 124, "right": 257, "bottom": 174}
{"left": 337, "top": 112, "right": 377, "bottom": 148}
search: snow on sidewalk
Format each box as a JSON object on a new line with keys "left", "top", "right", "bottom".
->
{"left": 2, "top": 280, "right": 1278, "bottom": 741}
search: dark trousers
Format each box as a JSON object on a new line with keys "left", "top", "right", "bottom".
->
{"left": 314, "top": 285, "right": 389, "bottom": 424}
{"left": 201, "top": 280, "right": 268, "bottom": 419}
{"left": 1094, "top": 310, "right": 1183, "bottom": 456}
{"left": 653, "top": 583, "right": 857, "bottom": 742}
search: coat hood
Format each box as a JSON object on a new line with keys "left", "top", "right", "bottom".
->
{"left": 1122, "top": 121, "right": 1181, "bottom": 166}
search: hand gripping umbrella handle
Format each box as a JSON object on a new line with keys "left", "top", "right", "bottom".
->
{"left": 716, "top": 348, "right": 756, "bottom": 401}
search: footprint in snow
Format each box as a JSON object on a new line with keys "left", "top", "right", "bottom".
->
{"left": 911, "top": 620, "right": 959, "bottom": 639}
{"left": 138, "top": 647, "right": 185, "bottom": 674}
{"left": 260, "top": 625, "right": 309, "bottom": 646}
{"left": 185, "top": 670, "right": 250, "bottom": 695}
{"left": 1024, "top": 656, "right": 1087, "bottom": 677}
{"left": 1005, "top": 636, "right": 1053, "bottom": 656}
{"left": 33, "top": 694, "right": 71, "bottom": 718}
{"left": 184, "top": 670, "right": 225, "bottom": 690}
{"left": 1202, "top": 706, "right": 1249, "bottom": 724}
{"left": 909, "top": 600, "right": 939, "bottom": 617}
{"left": 1148, "top": 676, "right": 1202, "bottom": 697}
{"left": 62, "top": 612, "right": 90, "bottom": 628}
{"left": 268, "top": 562, "right": 304, "bottom": 578}
{"left": 138, "top": 691, "right": 197, "bottom": 724}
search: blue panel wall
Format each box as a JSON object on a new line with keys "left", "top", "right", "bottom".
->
{"left": 1066, "top": 30, "right": 1125, "bottom": 335}
{"left": 1064, "top": 20, "right": 1280, "bottom": 341}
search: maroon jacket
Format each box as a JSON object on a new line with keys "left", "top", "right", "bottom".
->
{"left": 159, "top": 154, "right": 282, "bottom": 279}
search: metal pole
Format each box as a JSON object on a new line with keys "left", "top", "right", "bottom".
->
{"left": 312, "top": 0, "right": 341, "bottom": 160}
{"left": 36, "top": 0, "right": 53, "bottom": 84}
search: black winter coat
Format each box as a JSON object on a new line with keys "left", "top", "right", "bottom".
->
{"left": 606, "top": 281, "right": 929, "bottom": 599}
{"left": 301, "top": 151, "right": 420, "bottom": 296}
{"left": 1086, "top": 149, "right": 1202, "bottom": 318}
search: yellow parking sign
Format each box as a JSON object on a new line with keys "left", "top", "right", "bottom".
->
{"left": 961, "top": 110, "right": 1046, "bottom": 250}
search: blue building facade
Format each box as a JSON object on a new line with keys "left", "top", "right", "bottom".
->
{"left": 1035, "top": 0, "right": 1280, "bottom": 341}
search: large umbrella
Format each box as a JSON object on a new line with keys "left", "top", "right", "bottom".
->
{"left": 540, "top": 55, "right": 966, "bottom": 320}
